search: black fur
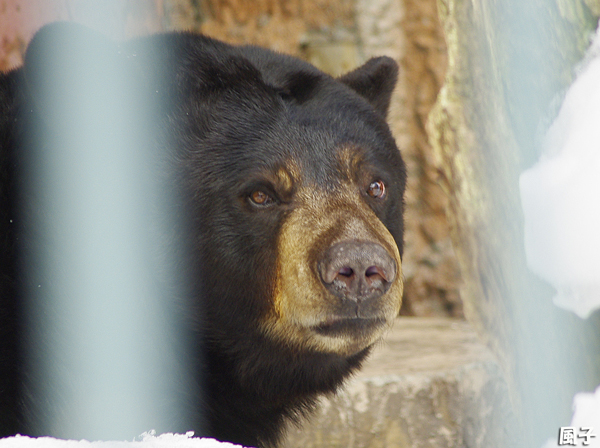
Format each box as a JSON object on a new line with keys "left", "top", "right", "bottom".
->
{"left": 0, "top": 23, "right": 406, "bottom": 447}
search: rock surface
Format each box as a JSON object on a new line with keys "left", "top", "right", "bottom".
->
{"left": 283, "top": 317, "right": 514, "bottom": 448}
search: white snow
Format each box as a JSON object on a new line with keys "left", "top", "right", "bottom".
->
{"left": 519, "top": 23, "right": 600, "bottom": 319}
{"left": 527, "top": 21, "right": 600, "bottom": 448}
{"left": 0, "top": 432, "right": 244, "bottom": 448}
{"left": 541, "top": 385, "right": 600, "bottom": 447}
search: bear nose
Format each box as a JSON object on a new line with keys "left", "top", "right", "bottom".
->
{"left": 318, "top": 240, "right": 396, "bottom": 302}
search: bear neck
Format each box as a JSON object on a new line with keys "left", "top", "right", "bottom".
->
{"left": 202, "top": 335, "right": 370, "bottom": 447}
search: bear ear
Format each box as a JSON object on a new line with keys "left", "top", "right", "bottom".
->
{"left": 338, "top": 56, "right": 398, "bottom": 118}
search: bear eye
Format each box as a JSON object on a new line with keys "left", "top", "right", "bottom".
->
{"left": 249, "top": 190, "right": 275, "bottom": 206}
{"left": 367, "top": 180, "right": 386, "bottom": 199}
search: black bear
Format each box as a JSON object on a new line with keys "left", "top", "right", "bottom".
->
{"left": 0, "top": 23, "right": 406, "bottom": 447}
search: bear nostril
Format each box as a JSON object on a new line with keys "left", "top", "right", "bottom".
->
{"left": 319, "top": 240, "right": 396, "bottom": 301}
{"left": 332, "top": 266, "right": 355, "bottom": 290}
{"left": 338, "top": 266, "right": 353, "bottom": 277}
{"left": 365, "top": 265, "right": 387, "bottom": 283}
{"left": 365, "top": 265, "right": 381, "bottom": 277}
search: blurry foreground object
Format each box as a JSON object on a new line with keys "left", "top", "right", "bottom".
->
{"left": 1, "top": 22, "right": 197, "bottom": 440}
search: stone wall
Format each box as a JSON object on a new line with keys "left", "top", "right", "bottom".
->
{"left": 391, "top": 0, "right": 460, "bottom": 317}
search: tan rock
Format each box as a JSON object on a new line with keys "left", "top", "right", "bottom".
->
{"left": 284, "top": 318, "right": 515, "bottom": 448}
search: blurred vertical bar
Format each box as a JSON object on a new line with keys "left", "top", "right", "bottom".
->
{"left": 17, "top": 4, "right": 195, "bottom": 441}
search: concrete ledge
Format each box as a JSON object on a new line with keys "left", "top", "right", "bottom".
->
{"left": 283, "top": 318, "right": 516, "bottom": 448}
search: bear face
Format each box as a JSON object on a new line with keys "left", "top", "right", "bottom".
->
{"left": 191, "top": 97, "right": 405, "bottom": 358}
{"left": 167, "top": 38, "right": 405, "bottom": 356}
{"left": 0, "top": 23, "right": 406, "bottom": 448}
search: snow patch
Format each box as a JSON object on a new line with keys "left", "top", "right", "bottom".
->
{"left": 541, "top": 385, "right": 600, "bottom": 447}
{"left": 519, "top": 23, "right": 600, "bottom": 319}
{"left": 0, "top": 432, "right": 245, "bottom": 448}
